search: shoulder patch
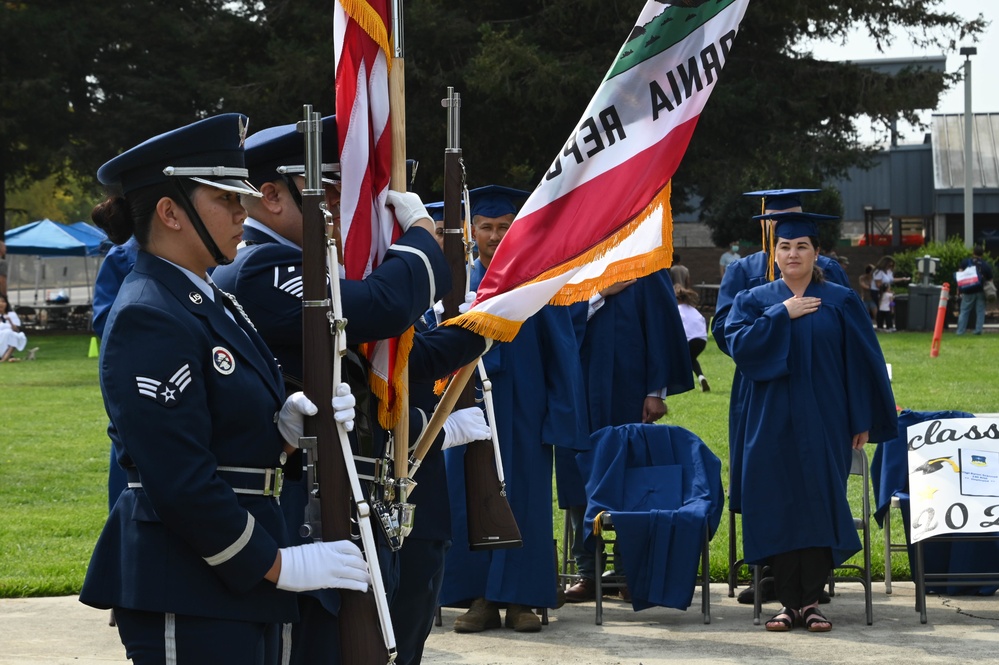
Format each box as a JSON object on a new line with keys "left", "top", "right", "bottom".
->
{"left": 272, "top": 265, "right": 304, "bottom": 298}
{"left": 135, "top": 364, "right": 192, "bottom": 407}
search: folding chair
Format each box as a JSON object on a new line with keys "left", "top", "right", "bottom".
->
{"left": 914, "top": 534, "right": 999, "bottom": 624}
{"left": 577, "top": 423, "right": 723, "bottom": 627}
{"left": 727, "top": 509, "right": 745, "bottom": 597}
{"left": 882, "top": 493, "right": 908, "bottom": 594}
{"left": 594, "top": 513, "right": 711, "bottom": 625}
{"left": 827, "top": 446, "right": 874, "bottom": 625}
{"left": 871, "top": 410, "right": 977, "bottom": 595}
{"left": 14, "top": 305, "right": 38, "bottom": 331}
{"left": 753, "top": 447, "right": 873, "bottom": 625}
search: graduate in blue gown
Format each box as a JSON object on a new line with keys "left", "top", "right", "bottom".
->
{"left": 712, "top": 189, "right": 851, "bottom": 605}
{"left": 725, "top": 211, "right": 897, "bottom": 633}
{"left": 441, "top": 186, "right": 588, "bottom": 633}
{"left": 712, "top": 189, "right": 851, "bottom": 517}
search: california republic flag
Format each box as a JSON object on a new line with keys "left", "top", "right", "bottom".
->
{"left": 334, "top": 0, "right": 410, "bottom": 428}
{"left": 448, "top": 0, "right": 750, "bottom": 342}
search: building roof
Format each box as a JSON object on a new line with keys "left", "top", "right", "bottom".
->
{"left": 931, "top": 113, "right": 999, "bottom": 190}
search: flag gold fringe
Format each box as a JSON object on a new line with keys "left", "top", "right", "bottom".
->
{"left": 443, "top": 181, "right": 674, "bottom": 342}
{"left": 529, "top": 181, "right": 673, "bottom": 300}
{"left": 340, "top": 0, "right": 393, "bottom": 72}
{"left": 363, "top": 325, "right": 414, "bottom": 430}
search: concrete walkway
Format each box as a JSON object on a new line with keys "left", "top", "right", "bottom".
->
{"left": 2, "top": 583, "right": 997, "bottom": 664}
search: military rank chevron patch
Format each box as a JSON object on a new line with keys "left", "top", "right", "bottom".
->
{"left": 135, "top": 363, "right": 192, "bottom": 407}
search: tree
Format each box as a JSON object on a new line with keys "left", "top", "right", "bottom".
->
{"left": 1, "top": 0, "right": 260, "bottom": 232}
{"left": 2, "top": 0, "right": 987, "bottom": 241}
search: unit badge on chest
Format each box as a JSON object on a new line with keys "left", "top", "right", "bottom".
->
{"left": 212, "top": 346, "right": 236, "bottom": 375}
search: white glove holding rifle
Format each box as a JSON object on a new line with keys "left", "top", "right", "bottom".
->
{"left": 276, "top": 540, "right": 370, "bottom": 592}
{"left": 442, "top": 407, "right": 491, "bottom": 450}
{"left": 277, "top": 384, "right": 356, "bottom": 447}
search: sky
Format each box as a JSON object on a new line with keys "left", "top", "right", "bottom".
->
{"left": 806, "top": 0, "right": 995, "bottom": 146}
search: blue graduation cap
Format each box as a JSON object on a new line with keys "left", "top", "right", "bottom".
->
{"left": 97, "top": 113, "right": 259, "bottom": 197}
{"left": 425, "top": 200, "right": 445, "bottom": 222}
{"left": 245, "top": 115, "right": 340, "bottom": 187}
{"left": 742, "top": 188, "right": 820, "bottom": 213}
{"left": 469, "top": 185, "right": 529, "bottom": 219}
{"left": 752, "top": 210, "right": 839, "bottom": 239}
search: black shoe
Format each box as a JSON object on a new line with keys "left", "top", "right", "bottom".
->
{"left": 736, "top": 579, "right": 777, "bottom": 605}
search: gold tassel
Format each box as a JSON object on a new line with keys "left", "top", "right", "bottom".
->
{"left": 340, "top": 0, "right": 393, "bottom": 73}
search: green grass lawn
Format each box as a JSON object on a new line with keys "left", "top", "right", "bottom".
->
{"left": 2, "top": 331, "right": 997, "bottom": 597}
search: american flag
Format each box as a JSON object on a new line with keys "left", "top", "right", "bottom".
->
{"left": 334, "top": 0, "right": 408, "bottom": 428}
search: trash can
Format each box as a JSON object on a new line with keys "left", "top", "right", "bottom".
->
{"left": 893, "top": 293, "right": 908, "bottom": 331}
{"left": 907, "top": 285, "right": 942, "bottom": 332}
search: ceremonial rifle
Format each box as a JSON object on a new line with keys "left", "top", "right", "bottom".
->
{"left": 297, "top": 105, "right": 396, "bottom": 665}
{"left": 438, "top": 87, "right": 522, "bottom": 550}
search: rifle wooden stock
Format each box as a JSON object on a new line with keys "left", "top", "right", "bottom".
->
{"left": 301, "top": 158, "right": 387, "bottom": 665}
{"left": 441, "top": 124, "right": 522, "bottom": 551}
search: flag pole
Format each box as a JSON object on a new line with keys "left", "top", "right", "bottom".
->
{"left": 388, "top": 0, "right": 413, "bottom": 538}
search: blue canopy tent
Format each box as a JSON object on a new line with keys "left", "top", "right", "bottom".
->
{"left": 4, "top": 219, "right": 109, "bottom": 305}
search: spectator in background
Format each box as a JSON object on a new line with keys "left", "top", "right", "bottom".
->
{"left": 674, "top": 285, "right": 710, "bottom": 391}
{"left": 871, "top": 256, "right": 908, "bottom": 302}
{"left": 719, "top": 242, "right": 741, "bottom": 278}
{"left": 0, "top": 241, "right": 8, "bottom": 296}
{"left": 0, "top": 293, "right": 28, "bottom": 362}
{"left": 858, "top": 264, "right": 877, "bottom": 324}
{"left": 956, "top": 244, "right": 995, "bottom": 336}
{"left": 670, "top": 253, "right": 692, "bottom": 290}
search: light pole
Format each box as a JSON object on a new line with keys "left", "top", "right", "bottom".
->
{"left": 961, "top": 46, "right": 976, "bottom": 249}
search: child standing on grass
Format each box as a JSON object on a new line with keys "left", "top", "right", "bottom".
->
{"left": 878, "top": 285, "right": 895, "bottom": 332}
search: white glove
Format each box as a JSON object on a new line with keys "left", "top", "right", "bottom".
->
{"left": 277, "top": 392, "right": 318, "bottom": 448}
{"left": 332, "top": 382, "right": 356, "bottom": 432}
{"left": 276, "top": 541, "right": 371, "bottom": 592}
{"left": 442, "top": 407, "right": 491, "bottom": 450}
{"left": 386, "top": 190, "right": 432, "bottom": 232}
{"left": 458, "top": 291, "right": 476, "bottom": 314}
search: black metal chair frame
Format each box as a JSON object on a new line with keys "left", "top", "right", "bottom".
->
{"left": 913, "top": 535, "right": 999, "bottom": 624}
{"left": 592, "top": 511, "right": 711, "bottom": 626}
{"left": 748, "top": 447, "right": 874, "bottom": 626}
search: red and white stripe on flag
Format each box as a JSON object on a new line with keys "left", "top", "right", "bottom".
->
{"left": 334, "top": 0, "right": 409, "bottom": 428}
{"left": 447, "top": 0, "right": 751, "bottom": 343}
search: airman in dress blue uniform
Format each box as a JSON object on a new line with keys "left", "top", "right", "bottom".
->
{"left": 211, "top": 116, "right": 487, "bottom": 665}
{"left": 79, "top": 114, "right": 369, "bottom": 665}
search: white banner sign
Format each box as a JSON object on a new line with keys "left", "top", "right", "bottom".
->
{"left": 907, "top": 417, "right": 999, "bottom": 544}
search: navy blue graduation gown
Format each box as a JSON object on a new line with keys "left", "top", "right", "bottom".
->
{"left": 80, "top": 251, "right": 296, "bottom": 623}
{"left": 725, "top": 278, "right": 896, "bottom": 566}
{"left": 440, "top": 260, "right": 588, "bottom": 609}
{"left": 578, "top": 424, "right": 723, "bottom": 611}
{"left": 712, "top": 252, "right": 849, "bottom": 512}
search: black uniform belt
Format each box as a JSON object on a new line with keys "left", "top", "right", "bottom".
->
{"left": 125, "top": 466, "right": 284, "bottom": 498}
